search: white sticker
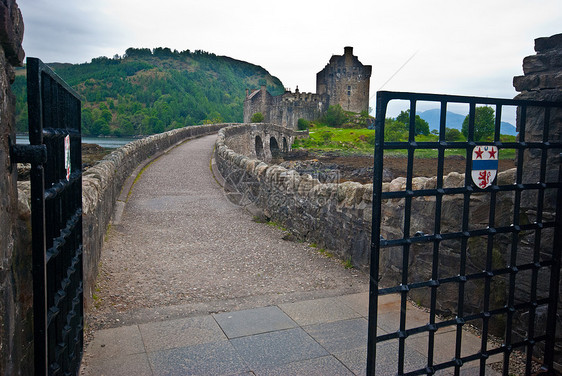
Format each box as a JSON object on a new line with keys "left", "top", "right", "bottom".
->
{"left": 64, "top": 135, "right": 71, "bottom": 181}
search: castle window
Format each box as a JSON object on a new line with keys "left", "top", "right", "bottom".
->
{"left": 347, "top": 85, "right": 351, "bottom": 96}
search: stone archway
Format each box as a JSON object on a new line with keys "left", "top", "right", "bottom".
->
{"left": 282, "top": 137, "right": 289, "bottom": 153}
{"left": 270, "top": 136, "right": 280, "bottom": 159}
{"left": 255, "top": 135, "right": 264, "bottom": 160}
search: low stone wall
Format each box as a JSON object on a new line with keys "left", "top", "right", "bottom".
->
{"left": 81, "top": 123, "right": 229, "bottom": 306}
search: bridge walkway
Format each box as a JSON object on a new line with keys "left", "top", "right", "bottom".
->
{"left": 80, "top": 134, "right": 500, "bottom": 375}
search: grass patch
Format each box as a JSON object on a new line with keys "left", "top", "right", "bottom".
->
{"left": 342, "top": 257, "right": 354, "bottom": 269}
{"left": 294, "top": 125, "right": 516, "bottom": 160}
{"left": 317, "top": 248, "right": 334, "bottom": 258}
{"left": 266, "top": 220, "right": 287, "bottom": 232}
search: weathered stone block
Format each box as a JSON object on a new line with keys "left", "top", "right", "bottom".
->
{"left": 534, "top": 33, "right": 562, "bottom": 53}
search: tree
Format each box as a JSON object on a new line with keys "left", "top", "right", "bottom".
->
{"left": 396, "top": 110, "right": 430, "bottom": 136}
{"left": 384, "top": 118, "right": 408, "bottom": 141}
{"left": 251, "top": 112, "right": 264, "bottom": 122}
{"left": 461, "top": 106, "right": 495, "bottom": 141}
{"left": 323, "top": 104, "right": 347, "bottom": 127}
{"left": 445, "top": 127, "right": 464, "bottom": 141}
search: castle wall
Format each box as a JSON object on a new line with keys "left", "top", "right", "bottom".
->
{"left": 244, "top": 87, "right": 327, "bottom": 130}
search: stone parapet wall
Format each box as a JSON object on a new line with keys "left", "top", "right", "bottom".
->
{"left": 80, "top": 123, "right": 229, "bottom": 306}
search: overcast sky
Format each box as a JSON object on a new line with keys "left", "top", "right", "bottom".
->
{"left": 18, "top": 0, "right": 561, "bottom": 122}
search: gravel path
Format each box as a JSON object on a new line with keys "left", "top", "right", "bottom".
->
{"left": 88, "top": 134, "right": 369, "bottom": 330}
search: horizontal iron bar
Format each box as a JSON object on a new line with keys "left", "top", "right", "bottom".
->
{"left": 380, "top": 221, "right": 557, "bottom": 247}
{"left": 382, "top": 141, "right": 562, "bottom": 150}
{"left": 42, "top": 128, "right": 81, "bottom": 138}
{"left": 381, "top": 182, "right": 562, "bottom": 200}
{"left": 10, "top": 144, "right": 47, "bottom": 164}
{"left": 376, "top": 298, "right": 550, "bottom": 345}
{"left": 377, "top": 261, "right": 554, "bottom": 296}
{"left": 28, "top": 57, "right": 82, "bottom": 101}
{"left": 44, "top": 171, "right": 82, "bottom": 201}
{"left": 377, "top": 90, "right": 562, "bottom": 108}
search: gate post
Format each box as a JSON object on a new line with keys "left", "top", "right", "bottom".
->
{"left": 514, "top": 33, "right": 562, "bottom": 371}
{"left": 0, "top": 1, "right": 34, "bottom": 375}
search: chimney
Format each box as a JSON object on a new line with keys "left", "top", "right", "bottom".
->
{"left": 344, "top": 46, "right": 353, "bottom": 56}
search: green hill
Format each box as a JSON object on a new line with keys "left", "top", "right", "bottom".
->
{"left": 12, "top": 47, "right": 285, "bottom": 136}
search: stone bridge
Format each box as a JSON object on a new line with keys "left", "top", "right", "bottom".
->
{"left": 222, "top": 122, "right": 299, "bottom": 162}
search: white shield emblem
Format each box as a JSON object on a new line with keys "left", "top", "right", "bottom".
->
{"left": 471, "top": 145, "right": 498, "bottom": 189}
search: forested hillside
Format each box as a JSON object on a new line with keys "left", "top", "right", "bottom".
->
{"left": 12, "top": 48, "right": 285, "bottom": 136}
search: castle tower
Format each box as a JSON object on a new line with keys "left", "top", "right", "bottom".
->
{"left": 316, "top": 46, "right": 372, "bottom": 113}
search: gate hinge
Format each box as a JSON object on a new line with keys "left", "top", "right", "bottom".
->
{"left": 10, "top": 144, "right": 48, "bottom": 164}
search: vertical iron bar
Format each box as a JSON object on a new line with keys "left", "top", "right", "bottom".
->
{"left": 396, "top": 100, "right": 417, "bottom": 375}
{"left": 481, "top": 104, "right": 502, "bottom": 374}
{"left": 427, "top": 101, "right": 447, "bottom": 373}
{"left": 28, "top": 57, "right": 48, "bottom": 376}
{"left": 453, "top": 101, "right": 476, "bottom": 375}
{"left": 494, "top": 105, "right": 502, "bottom": 142}
{"left": 480, "top": 161, "right": 498, "bottom": 373}
{"left": 503, "top": 103, "right": 522, "bottom": 375}
{"left": 366, "top": 92, "right": 389, "bottom": 376}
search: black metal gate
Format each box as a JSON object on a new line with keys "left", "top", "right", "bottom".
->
{"left": 25, "top": 57, "right": 83, "bottom": 375}
{"left": 367, "top": 91, "right": 562, "bottom": 375}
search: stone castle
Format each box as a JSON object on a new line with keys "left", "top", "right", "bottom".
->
{"left": 243, "top": 47, "right": 372, "bottom": 129}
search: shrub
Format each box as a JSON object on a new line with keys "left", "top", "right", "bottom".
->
{"left": 251, "top": 112, "right": 264, "bottom": 122}
{"left": 297, "top": 118, "right": 310, "bottom": 130}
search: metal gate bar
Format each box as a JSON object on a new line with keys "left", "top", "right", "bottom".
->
{"left": 27, "top": 57, "right": 83, "bottom": 375}
{"left": 367, "top": 91, "right": 562, "bottom": 375}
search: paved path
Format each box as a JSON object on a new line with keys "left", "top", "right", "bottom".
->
{"left": 80, "top": 134, "right": 501, "bottom": 375}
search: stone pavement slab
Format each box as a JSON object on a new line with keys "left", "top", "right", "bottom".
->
{"left": 303, "top": 318, "right": 368, "bottom": 353}
{"left": 213, "top": 306, "right": 297, "bottom": 339}
{"left": 252, "top": 355, "right": 354, "bottom": 376}
{"left": 229, "top": 327, "right": 329, "bottom": 369}
{"left": 279, "top": 296, "right": 362, "bottom": 326}
{"left": 148, "top": 341, "right": 249, "bottom": 376}
{"left": 339, "top": 292, "right": 370, "bottom": 316}
{"left": 138, "top": 315, "right": 227, "bottom": 352}
{"left": 82, "top": 353, "right": 153, "bottom": 376}
{"left": 85, "top": 325, "right": 145, "bottom": 360}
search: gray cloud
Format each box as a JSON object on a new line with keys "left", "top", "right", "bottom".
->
{"left": 16, "top": 0, "right": 562, "bottom": 110}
